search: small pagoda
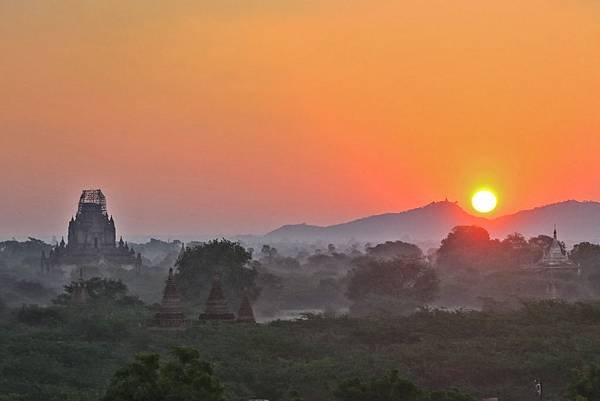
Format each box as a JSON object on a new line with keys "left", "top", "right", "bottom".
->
{"left": 154, "top": 268, "right": 187, "bottom": 328}
{"left": 236, "top": 291, "right": 256, "bottom": 324}
{"left": 529, "top": 226, "right": 580, "bottom": 298}
{"left": 199, "top": 273, "right": 235, "bottom": 321}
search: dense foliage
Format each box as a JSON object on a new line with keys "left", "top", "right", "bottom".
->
{"left": 101, "top": 348, "right": 225, "bottom": 401}
{"left": 2, "top": 299, "right": 600, "bottom": 401}
{"left": 335, "top": 370, "right": 475, "bottom": 401}
{"left": 346, "top": 258, "right": 439, "bottom": 316}
{"left": 175, "top": 239, "right": 258, "bottom": 307}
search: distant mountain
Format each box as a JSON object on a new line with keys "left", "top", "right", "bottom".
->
{"left": 266, "top": 200, "right": 487, "bottom": 243}
{"left": 488, "top": 200, "right": 600, "bottom": 243}
{"left": 265, "top": 200, "right": 600, "bottom": 244}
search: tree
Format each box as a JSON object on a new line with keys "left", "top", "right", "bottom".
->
{"left": 566, "top": 364, "right": 600, "bottom": 401}
{"left": 529, "top": 234, "right": 564, "bottom": 260}
{"left": 335, "top": 370, "right": 476, "bottom": 401}
{"left": 175, "top": 239, "right": 258, "bottom": 305}
{"left": 55, "top": 277, "right": 140, "bottom": 305}
{"left": 346, "top": 258, "right": 439, "bottom": 307}
{"left": 436, "top": 226, "right": 506, "bottom": 271}
{"left": 501, "top": 233, "right": 538, "bottom": 267}
{"left": 571, "top": 242, "right": 600, "bottom": 270}
{"left": 366, "top": 241, "right": 424, "bottom": 262}
{"left": 334, "top": 370, "right": 422, "bottom": 401}
{"left": 101, "top": 348, "right": 226, "bottom": 401}
{"left": 260, "top": 244, "right": 278, "bottom": 261}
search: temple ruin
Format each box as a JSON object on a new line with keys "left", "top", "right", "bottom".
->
{"left": 153, "top": 268, "right": 187, "bottom": 328}
{"left": 199, "top": 274, "right": 236, "bottom": 321}
{"left": 236, "top": 291, "right": 256, "bottom": 323}
{"left": 41, "top": 189, "right": 142, "bottom": 273}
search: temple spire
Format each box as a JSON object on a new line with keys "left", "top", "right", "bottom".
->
{"left": 199, "top": 273, "right": 235, "bottom": 321}
{"left": 553, "top": 224, "right": 557, "bottom": 240}
{"left": 237, "top": 290, "right": 256, "bottom": 324}
{"left": 153, "top": 267, "right": 186, "bottom": 328}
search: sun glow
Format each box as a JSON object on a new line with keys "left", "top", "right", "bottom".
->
{"left": 472, "top": 189, "right": 497, "bottom": 213}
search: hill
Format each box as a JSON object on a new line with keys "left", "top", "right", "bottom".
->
{"left": 266, "top": 200, "right": 600, "bottom": 243}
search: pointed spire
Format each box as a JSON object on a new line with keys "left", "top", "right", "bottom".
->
{"left": 199, "top": 273, "right": 235, "bottom": 321}
{"left": 553, "top": 224, "right": 557, "bottom": 240}
{"left": 60, "top": 236, "right": 65, "bottom": 247}
{"left": 154, "top": 267, "right": 186, "bottom": 328}
{"left": 237, "top": 290, "right": 256, "bottom": 324}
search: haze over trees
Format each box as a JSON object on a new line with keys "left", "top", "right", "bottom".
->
{"left": 4, "top": 224, "right": 600, "bottom": 400}
{"left": 175, "top": 239, "right": 259, "bottom": 307}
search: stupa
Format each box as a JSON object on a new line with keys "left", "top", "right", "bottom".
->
{"left": 199, "top": 274, "right": 235, "bottom": 321}
{"left": 532, "top": 226, "right": 579, "bottom": 298}
{"left": 154, "top": 268, "right": 187, "bottom": 328}
{"left": 236, "top": 292, "right": 256, "bottom": 323}
{"left": 538, "top": 226, "right": 577, "bottom": 270}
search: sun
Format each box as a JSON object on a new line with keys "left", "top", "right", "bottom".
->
{"left": 471, "top": 189, "right": 497, "bottom": 213}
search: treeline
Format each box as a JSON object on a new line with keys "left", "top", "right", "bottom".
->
{"left": 5, "top": 226, "right": 600, "bottom": 317}
{"left": 3, "top": 294, "right": 600, "bottom": 400}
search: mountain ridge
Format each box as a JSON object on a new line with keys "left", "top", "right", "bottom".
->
{"left": 266, "top": 200, "right": 600, "bottom": 243}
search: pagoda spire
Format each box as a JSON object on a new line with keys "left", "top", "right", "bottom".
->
{"left": 199, "top": 273, "right": 235, "bottom": 321}
{"left": 153, "top": 267, "right": 186, "bottom": 328}
{"left": 236, "top": 290, "right": 256, "bottom": 324}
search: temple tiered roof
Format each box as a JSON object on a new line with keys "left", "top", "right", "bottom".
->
{"left": 539, "top": 227, "right": 577, "bottom": 269}
{"left": 199, "top": 274, "right": 235, "bottom": 321}
{"left": 237, "top": 292, "right": 256, "bottom": 323}
{"left": 154, "top": 268, "right": 186, "bottom": 328}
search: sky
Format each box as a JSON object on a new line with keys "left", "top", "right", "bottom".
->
{"left": 1, "top": 0, "right": 600, "bottom": 239}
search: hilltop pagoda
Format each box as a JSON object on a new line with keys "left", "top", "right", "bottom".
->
{"left": 199, "top": 274, "right": 235, "bottom": 321}
{"left": 236, "top": 291, "right": 256, "bottom": 323}
{"left": 153, "top": 268, "right": 187, "bottom": 328}
{"left": 41, "top": 189, "right": 142, "bottom": 273}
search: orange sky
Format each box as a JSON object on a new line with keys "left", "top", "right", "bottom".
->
{"left": 1, "top": 1, "right": 600, "bottom": 238}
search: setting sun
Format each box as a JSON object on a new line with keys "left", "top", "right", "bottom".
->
{"left": 472, "top": 189, "right": 497, "bottom": 213}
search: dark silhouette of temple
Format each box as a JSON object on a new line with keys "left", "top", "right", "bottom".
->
{"left": 199, "top": 274, "right": 236, "bottom": 321}
{"left": 41, "top": 189, "right": 141, "bottom": 273}
{"left": 236, "top": 291, "right": 256, "bottom": 323}
{"left": 153, "top": 268, "right": 187, "bottom": 328}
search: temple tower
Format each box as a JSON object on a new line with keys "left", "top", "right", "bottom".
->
{"left": 42, "top": 189, "right": 139, "bottom": 272}
{"left": 68, "top": 189, "right": 116, "bottom": 250}
{"left": 236, "top": 291, "right": 256, "bottom": 323}
{"left": 154, "top": 268, "right": 186, "bottom": 328}
{"left": 199, "top": 274, "right": 235, "bottom": 321}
